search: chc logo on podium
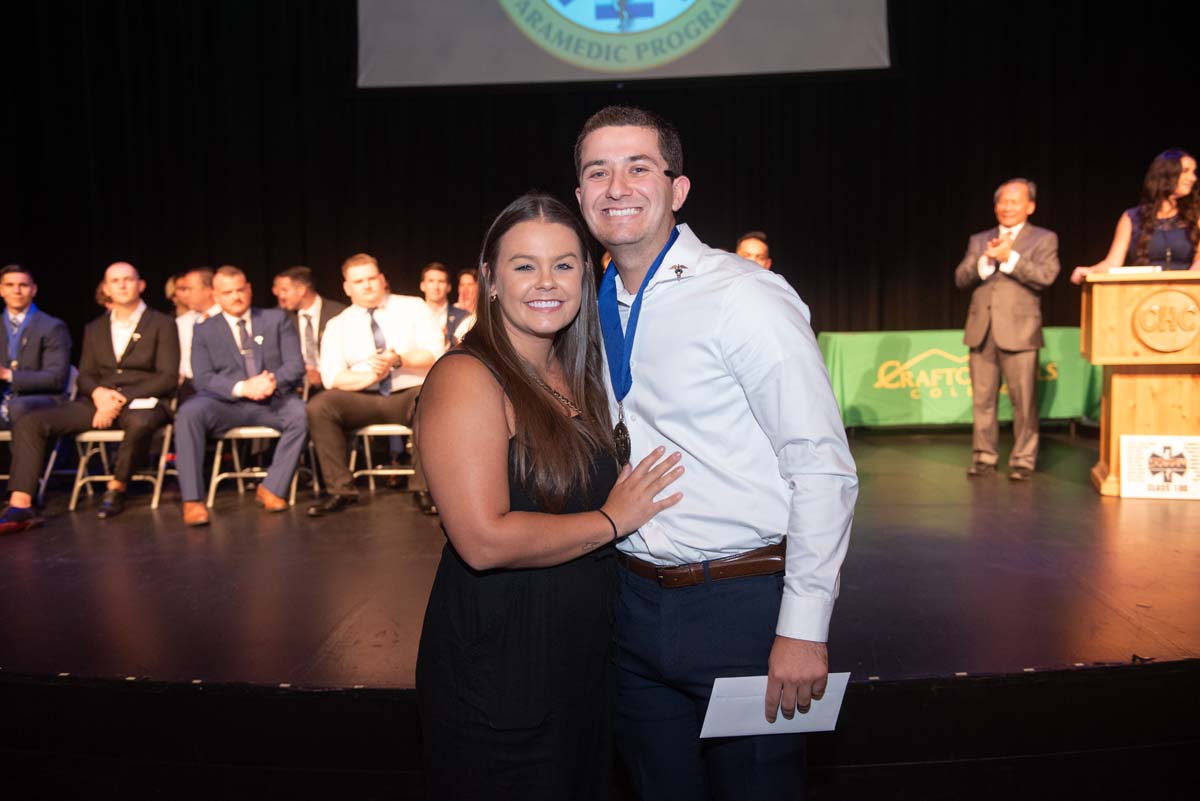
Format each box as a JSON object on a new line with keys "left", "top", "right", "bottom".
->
{"left": 1134, "top": 289, "right": 1200, "bottom": 353}
{"left": 501, "top": 0, "right": 741, "bottom": 72}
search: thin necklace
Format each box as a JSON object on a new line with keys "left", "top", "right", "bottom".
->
{"left": 532, "top": 375, "right": 584, "bottom": 417}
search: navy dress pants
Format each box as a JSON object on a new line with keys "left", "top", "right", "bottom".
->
{"left": 174, "top": 393, "right": 307, "bottom": 502}
{"left": 614, "top": 566, "right": 805, "bottom": 801}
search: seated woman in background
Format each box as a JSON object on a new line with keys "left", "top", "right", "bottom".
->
{"left": 1071, "top": 149, "right": 1199, "bottom": 283}
{"left": 414, "top": 192, "right": 683, "bottom": 801}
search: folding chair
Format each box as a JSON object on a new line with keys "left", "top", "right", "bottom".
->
{"left": 206, "top": 426, "right": 299, "bottom": 508}
{"left": 70, "top": 411, "right": 174, "bottom": 510}
{"left": 0, "top": 366, "right": 80, "bottom": 506}
{"left": 348, "top": 424, "right": 414, "bottom": 492}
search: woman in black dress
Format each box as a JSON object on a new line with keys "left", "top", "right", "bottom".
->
{"left": 415, "top": 192, "right": 683, "bottom": 800}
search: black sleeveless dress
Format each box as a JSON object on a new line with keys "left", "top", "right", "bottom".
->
{"left": 1125, "top": 207, "right": 1196, "bottom": 269}
{"left": 416, "top": 424, "right": 618, "bottom": 799}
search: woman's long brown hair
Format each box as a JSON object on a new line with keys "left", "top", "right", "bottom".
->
{"left": 461, "top": 192, "right": 614, "bottom": 511}
{"left": 1132, "top": 149, "right": 1198, "bottom": 265}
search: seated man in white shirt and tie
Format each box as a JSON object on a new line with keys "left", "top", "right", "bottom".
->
{"left": 174, "top": 265, "right": 308, "bottom": 526}
{"left": 175, "top": 267, "right": 222, "bottom": 400}
{"left": 306, "top": 253, "right": 445, "bottom": 517}
{"left": 272, "top": 265, "right": 348, "bottom": 394}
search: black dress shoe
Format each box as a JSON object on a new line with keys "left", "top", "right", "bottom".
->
{"left": 966, "top": 462, "right": 997, "bottom": 477}
{"left": 97, "top": 490, "right": 125, "bottom": 519}
{"left": 1009, "top": 467, "right": 1033, "bottom": 481}
{"left": 306, "top": 495, "right": 357, "bottom": 517}
{"left": 413, "top": 490, "right": 438, "bottom": 516}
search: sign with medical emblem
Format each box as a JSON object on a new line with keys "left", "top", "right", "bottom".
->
{"left": 1119, "top": 435, "right": 1200, "bottom": 500}
{"left": 500, "top": 0, "right": 742, "bottom": 73}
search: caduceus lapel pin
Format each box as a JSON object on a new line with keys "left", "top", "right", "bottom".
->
{"left": 671, "top": 264, "right": 688, "bottom": 279}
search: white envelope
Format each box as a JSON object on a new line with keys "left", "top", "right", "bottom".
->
{"left": 699, "top": 673, "right": 850, "bottom": 738}
{"left": 128, "top": 397, "right": 159, "bottom": 410}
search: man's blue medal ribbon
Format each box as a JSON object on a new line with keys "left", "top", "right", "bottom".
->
{"left": 597, "top": 226, "right": 680, "bottom": 465}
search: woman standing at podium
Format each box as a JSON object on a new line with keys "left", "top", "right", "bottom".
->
{"left": 1071, "top": 149, "right": 1199, "bottom": 283}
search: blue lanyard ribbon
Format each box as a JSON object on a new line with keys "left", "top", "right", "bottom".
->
{"left": 7, "top": 304, "right": 37, "bottom": 368}
{"left": 597, "top": 227, "right": 679, "bottom": 402}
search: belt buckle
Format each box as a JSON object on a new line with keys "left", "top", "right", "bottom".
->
{"left": 655, "top": 565, "right": 668, "bottom": 586}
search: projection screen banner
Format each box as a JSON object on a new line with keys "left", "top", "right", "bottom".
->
{"left": 357, "top": 0, "right": 890, "bottom": 88}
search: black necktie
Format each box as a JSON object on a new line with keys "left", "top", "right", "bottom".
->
{"left": 236, "top": 318, "right": 256, "bottom": 378}
{"left": 369, "top": 308, "right": 391, "bottom": 396}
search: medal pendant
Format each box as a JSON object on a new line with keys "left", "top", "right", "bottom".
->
{"left": 613, "top": 403, "right": 631, "bottom": 465}
{"left": 613, "top": 420, "right": 631, "bottom": 466}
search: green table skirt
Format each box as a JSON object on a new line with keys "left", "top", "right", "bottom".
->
{"left": 817, "top": 327, "right": 1103, "bottom": 428}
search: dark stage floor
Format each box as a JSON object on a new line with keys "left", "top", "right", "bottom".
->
{"left": 3, "top": 430, "right": 1199, "bottom": 800}
{"left": 1, "top": 430, "right": 1198, "bottom": 689}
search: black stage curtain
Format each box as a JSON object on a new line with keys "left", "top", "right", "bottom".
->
{"left": 2, "top": 1, "right": 1199, "bottom": 350}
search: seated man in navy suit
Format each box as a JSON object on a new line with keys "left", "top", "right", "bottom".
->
{"left": 0, "top": 264, "right": 72, "bottom": 427}
{"left": 175, "top": 265, "right": 307, "bottom": 526}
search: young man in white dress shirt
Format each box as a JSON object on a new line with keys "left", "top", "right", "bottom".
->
{"left": 305, "top": 253, "right": 445, "bottom": 517}
{"left": 273, "top": 265, "right": 348, "bottom": 393}
{"left": 175, "top": 268, "right": 221, "bottom": 393}
{"left": 575, "top": 106, "right": 858, "bottom": 800}
{"left": 419, "top": 262, "right": 470, "bottom": 349}
{"left": 735, "top": 230, "right": 774, "bottom": 270}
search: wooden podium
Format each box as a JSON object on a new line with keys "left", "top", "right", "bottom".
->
{"left": 1081, "top": 271, "right": 1200, "bottom": 495}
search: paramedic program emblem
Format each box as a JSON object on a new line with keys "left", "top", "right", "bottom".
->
{"left": 500, "top": 0, "right": 742, "bottom": 73}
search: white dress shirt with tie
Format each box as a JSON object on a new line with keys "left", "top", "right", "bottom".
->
{"left": 319, "top": 294, "right": 444, "bottom": 393}
{"left": 220, "top": 311, "right": 258, "bottom": 398}
{"left": 296, "top": 295, "right": 324, "bottom": 367}
{"left": 608, "top": 224, "right": 858, "bottom": 642}
{"left": 975, "top": 222, "right": 1025, "bottom": 279}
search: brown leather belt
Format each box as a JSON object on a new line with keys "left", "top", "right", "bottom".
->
{"left": 616, "top": 542, "right": 785, "bottom": 589}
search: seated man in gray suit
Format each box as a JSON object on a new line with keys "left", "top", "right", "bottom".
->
{"left": 0, "top": 264, "right": 72, "bottom": 427}
{"left": 175, "top": 265, "right": 307, "bottom": 526}
{"left": 954, "top": 178, "right": 1060, "bottom": 480}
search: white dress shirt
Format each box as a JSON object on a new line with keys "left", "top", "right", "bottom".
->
{"left": 111, "top": 301, "right": 148, "bottom": 361}
{"left": 177, "top": 303, "right": 223, "bottom": 378}
{"left": 607, "top": 224, "right": 858, "bottom": 642}
{"left": 319, "top": 294, "right": 445, "bottom": 392}
{"left": 428, "top": 301, "right": 448, "bottom": 337}
{"left": 976, "top": 222, "right": 1025, "bottom": 279}
{"left": 296, "top": 295, "right": 324, "bottom": 366}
